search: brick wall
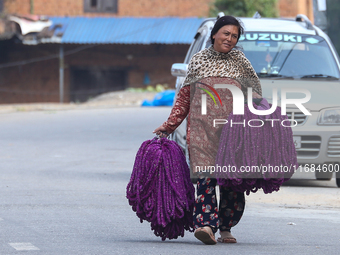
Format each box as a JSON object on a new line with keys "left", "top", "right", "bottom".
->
{"left": 0, "top": 42, "right": 62, "bottom": 103}
{"left": 279, "top": 0, "right": 314, "bottom": 22}
{"left": 4, "top": 0, "right": 315, "bottom": 23}
{"left": 0, "top": 42, "right": 188, "bottom": 104}
{"left": 0, "top": 0, "right": 317, "bottom": 104}
{"left": 3, "top": 0, "right": 31, "bottom": 16}
{"left": 3, "top": 0, "right": 214, "bottom": 17}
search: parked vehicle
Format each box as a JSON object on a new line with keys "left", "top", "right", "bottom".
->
{"left": 171, "top": 13, "right": 340, "bottom": 187}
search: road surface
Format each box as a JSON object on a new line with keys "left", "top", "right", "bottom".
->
{"left": 0, "top": 107, "right": 339, "bottom": 254}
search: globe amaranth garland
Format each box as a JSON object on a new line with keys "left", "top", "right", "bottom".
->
{"left": 215, "top": 101, "right": 298, "bottom": 194}
{"left": 126, "top": 137, "right": 195, "bottom": 241}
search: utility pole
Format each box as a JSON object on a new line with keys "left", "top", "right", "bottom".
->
{"left": 59, "top": 45, "right": 64, "bottom": 103}
{"left": 30, "top": 0, "right": 34, "bottom": 14}
{"left": 0, "top": 0, "right": 4, "bottom": 13}
{"left": 313, "top": 0, "right": 328, "bottom": 33}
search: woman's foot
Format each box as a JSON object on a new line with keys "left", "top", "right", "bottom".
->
{"left": 194, "top": 226, "right": 217, "bottom": 245}
{"left": 217, "top": 231, "right": 237, "bottom": 243}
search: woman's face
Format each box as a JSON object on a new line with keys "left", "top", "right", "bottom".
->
{"left": 212, "top": 25, "right": 239, "bottom": 53}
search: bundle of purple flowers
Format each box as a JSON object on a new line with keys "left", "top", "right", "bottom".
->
{"left": 126, "top": 137, "right": 195, "bottom": 240}
{"left": 216, "top": 101, "right": 298, "bottom": 194}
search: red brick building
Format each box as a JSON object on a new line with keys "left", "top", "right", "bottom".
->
{"left": 3, "top": 0, "right": 214, "bottom": 17}
{"left": 279, "top": 0, "right": 314, "bottom": 22}
{"left": 0, "top": 41, "right": 190, "bottom": 103}
{"left": 0, "top": 15, "right": 201, "bottom": 103}
{"left": 3, "top": 0, "right": 314, "bottom": 20}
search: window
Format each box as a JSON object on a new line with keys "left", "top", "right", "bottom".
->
{"left": 91, "top": 0, "right": 97, "bottom": 8}
{"left": 238, "top": 33, "right": 340, "bottom": 78}
{"left": 84, "top": 0, "right": 118, "bottom": 13}
{"left": 185, "top": 27, "right": 209, "bottom": 64}
{"left": 184, "top": 21, "right": 213, "bottom": 64}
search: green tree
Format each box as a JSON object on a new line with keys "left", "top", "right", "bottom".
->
{"left": 210, "top": 0, "right": 279, "bottom": 18}
{"left": 327, "top": 0, "right": 340, "bottom": 54}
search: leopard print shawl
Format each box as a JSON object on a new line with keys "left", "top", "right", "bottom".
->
{"left": 183, "top": 45, "right": 262, "bottom": 96}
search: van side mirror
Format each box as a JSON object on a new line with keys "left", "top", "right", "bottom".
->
{"left": 171, "top": 63, "right": 188, "bottom": 77}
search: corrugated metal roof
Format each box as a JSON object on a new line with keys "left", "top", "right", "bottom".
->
{"left": 47, "top": 17, "right": 204, "bottom": 44}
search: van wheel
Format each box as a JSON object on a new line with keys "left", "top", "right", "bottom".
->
{"left": 315, "top": 171, "right": 333, "bottom": 181}
{"left": 337, "top": 178, "right": 340, "bottom": 188}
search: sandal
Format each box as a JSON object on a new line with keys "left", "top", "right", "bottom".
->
{"left": 217, "top": 231, "right": 237, "bottom": 243}
{"left": 194, "top": 226, "right": 217, "bottom": 245}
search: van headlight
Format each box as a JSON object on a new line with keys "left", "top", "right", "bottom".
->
{"left": 318, "top": 108, "right": 340, "bottom": 125}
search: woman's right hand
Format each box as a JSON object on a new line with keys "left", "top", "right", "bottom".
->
{"left": 252, "top": 91, "right": 262, "bottom": 99}
{"left": 153, "top": 125, "right": 169, "bottom": 138}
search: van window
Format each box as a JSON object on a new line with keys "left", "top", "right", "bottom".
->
{"left": 184, "top": 27, "right": 209, "bottom": 63}
{"left": 238, "top": 33, "right": 340, "bottom": 78}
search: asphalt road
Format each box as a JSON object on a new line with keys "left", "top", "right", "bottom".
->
{"left": 0, "top": 107, "right": 339, "bottom": 255}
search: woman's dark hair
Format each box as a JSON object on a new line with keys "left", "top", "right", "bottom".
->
{"left": 210, "top": 15, "right": 244, "bottom": 45}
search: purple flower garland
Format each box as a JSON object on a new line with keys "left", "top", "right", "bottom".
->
{"left": 126, "top": 137, "right": 195, "bottom": 240}
{"left": 215, "top": 103, "right": 298, "bottom": 194}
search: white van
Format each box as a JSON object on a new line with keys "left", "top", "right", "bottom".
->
{"left": 171, "top": 13, "right": 340, "bottom": 187}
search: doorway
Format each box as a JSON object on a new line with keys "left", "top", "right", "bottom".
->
{"left": 70, "top": 66, "right": 126, "bottom": 102}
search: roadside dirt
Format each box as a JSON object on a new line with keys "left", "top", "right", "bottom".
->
{"left": 245, "top": 179, "right": 340, "bottom": 210}
{"left": 0, "top": 91, "right": 158, "bottom": 114}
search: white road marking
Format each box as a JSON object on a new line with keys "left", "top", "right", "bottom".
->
{"left": 9, "top": 243, "right": 40, "bottom": 251}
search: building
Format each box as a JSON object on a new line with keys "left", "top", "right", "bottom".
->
{"left": 2, "top": 0, "right": 214, "bottom": 17}
{"left": 0, "top": 16, "right": 202, "bottom": 103}
{"left": 2, "top": 0, "right": 314, "bottom": 19}
{"left": 0, "top": 0, "right": 318, "bottom": 103}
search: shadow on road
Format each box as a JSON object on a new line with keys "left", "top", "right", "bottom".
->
{"left": 283, "top": 178, "right": 338, "bottom": 188}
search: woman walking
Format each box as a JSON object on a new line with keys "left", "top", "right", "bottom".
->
{"left": 154, "top": 16, "right": 262, "bottom": 245}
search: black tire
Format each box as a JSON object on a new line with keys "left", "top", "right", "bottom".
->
{"left": 315, "top": 171, "right": 333, "bottom": 181}
{"left": 336, "top": 172, "right": 340, "bottom": 187}
{"left": 336, "top": 178, "right": 340, "bottom": 188}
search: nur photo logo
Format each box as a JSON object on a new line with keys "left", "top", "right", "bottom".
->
{"left": 198, "top": 83, "right": 311, "bottom": 128}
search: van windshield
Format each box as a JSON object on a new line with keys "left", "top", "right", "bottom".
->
{"left": 237, "top": 32, "right": 340, "bottom": 79}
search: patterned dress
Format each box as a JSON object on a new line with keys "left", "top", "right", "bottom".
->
{"left": 161, "top": 45, "right": 262, "bottom": 233}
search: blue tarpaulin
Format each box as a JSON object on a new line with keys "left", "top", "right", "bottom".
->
{"left": 141, "top": 90, "right": 175, "bottom": 106}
